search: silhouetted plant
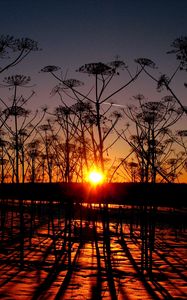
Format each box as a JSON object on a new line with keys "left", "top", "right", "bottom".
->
{"left": 0, "top": 35, "right": 40, "bottom": 74}
{"left": 26, "top": 139, "right": 41, "bottom": 182}
{"left": 0, "top": 74, "right": 46, "bottom": 182}
{"left": 120, "top": 96, "right": 184, "bottom": 182}
{"left": 0, "top": 130, "right": 8, "bottom": 182}
{"left": 137, "top": 39, "right": 187, "bottom": 113}
{"left": 167, "top": 36, "right": 187, "bottom": 71}
{"left": 41, "top": 57, "right": 144, "bottom": 176}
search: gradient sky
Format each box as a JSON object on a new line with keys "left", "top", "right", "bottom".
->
{"left": 0, "top": 0, "right": 187, "bottom": 110}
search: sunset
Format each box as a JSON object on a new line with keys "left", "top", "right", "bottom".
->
{"left": 88, "top": 170, "right": 104, "bottom": 185}
{"left": 0, "top": 0, "right": 187, "bottom": 299}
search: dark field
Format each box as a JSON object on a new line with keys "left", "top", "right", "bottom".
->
{"left": 0, "top": 196, "right": 186, "bottom": 300}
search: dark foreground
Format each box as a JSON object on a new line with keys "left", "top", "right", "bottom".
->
{"left": 0, "top": 183, "right": 186, "bottom": 299}
{"left": 0, "top": 182, "right": 187, "bottom": 206}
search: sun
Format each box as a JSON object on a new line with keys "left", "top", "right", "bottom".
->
{"left": 88, "top": 170, "right": 104, "bottom": 185}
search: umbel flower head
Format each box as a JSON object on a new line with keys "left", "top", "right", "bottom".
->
{"left": 108, "top": 56, "right": 128, "bottom": 72}
{"left": 40, "top": 65, "right": 60, "bottom": 73}
{"left": 135, "top": 58, "right": 156, "bottom": 69}
{"left": 77, "top": 62, "right": 115, "bottom": 75}
{"left": 177, "top": 130, "right": 187, "bottom": 137}
{"left": 0, "top": 35, "right": 15, "bottom": 57}
{"left": 3, "top": 75, "right": 31, "bottom": 86}
{"left": 14, "top": 37, "right": 40, "bottom": 51}
{"left": 167, "top": 36, "right": 187, "bottom": 71}
{"left": 51, "top": 79, "right": 84, "bottom": 95}
{"left": 61, "top": 79, "right": 84, "bottom": 88}
{"left": 77, "top": 57, "right": 127, "bottom": 76}
{"left": 3, "top": 106, "right": 30, "bottom": 117}
{"left": 0, "top": 35, "right": 40, "bottom": 55}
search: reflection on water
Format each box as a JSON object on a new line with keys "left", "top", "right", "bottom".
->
{"left": 0, "top": 199, "right": 186, "bottom": 299}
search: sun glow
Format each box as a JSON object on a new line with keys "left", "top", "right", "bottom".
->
{"left": 88, "top": 170, "right": 104, "bottom": 185}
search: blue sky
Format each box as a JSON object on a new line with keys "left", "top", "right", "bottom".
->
{"left": 0, "top": 0, "right": 187, "bottom": 109}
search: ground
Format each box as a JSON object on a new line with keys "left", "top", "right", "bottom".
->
{"left": 0, "top": 206, "right": 186, "bottom": 299}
